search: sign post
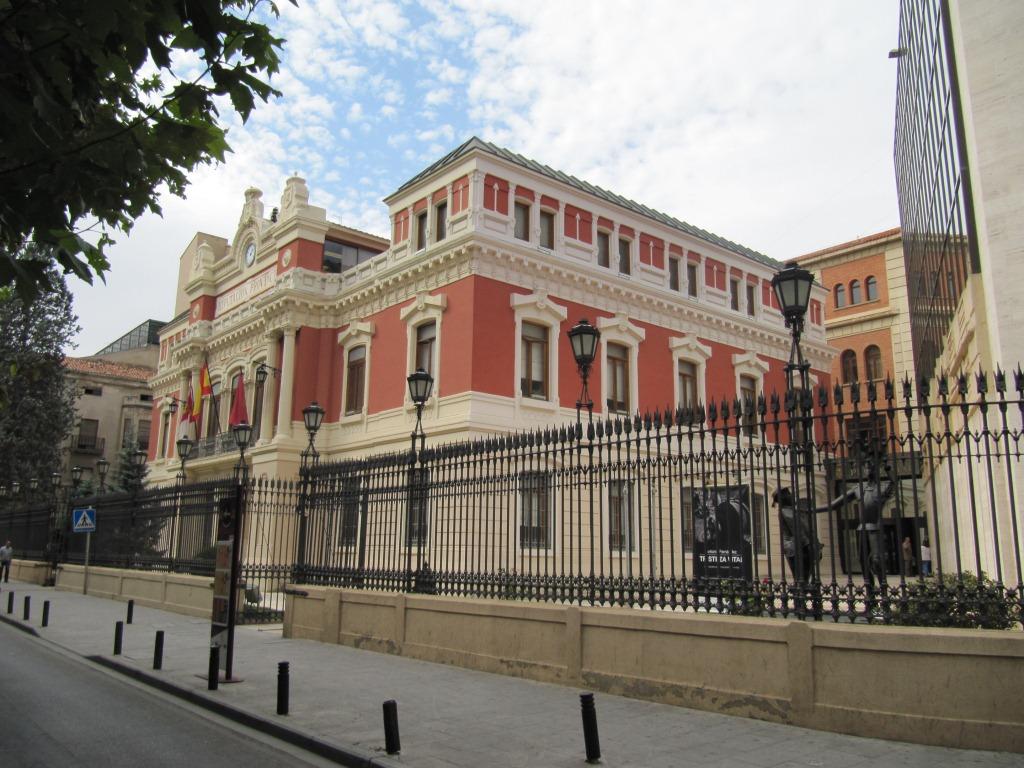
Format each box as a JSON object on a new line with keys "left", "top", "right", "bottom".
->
{"left": 72, "top": 507, "right": 97, "bottom": 595}
{"left": 210, "top": 486, "right": 244, "bottom": 682}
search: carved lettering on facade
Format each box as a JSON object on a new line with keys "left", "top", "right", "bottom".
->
{"left": 215, "top": 270, "right": 276, "bottom": 316}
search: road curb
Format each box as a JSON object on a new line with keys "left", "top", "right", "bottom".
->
{"left": 0, "top": 612, "right": 40, "bottom": 637}
{"left": 88, "top": 655, "right": 399, "bottom": 768}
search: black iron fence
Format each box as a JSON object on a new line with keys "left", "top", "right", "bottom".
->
{"left": 3, "top": 370, "right": 1022, "bottom": 629}
{"left": 0, "top": 476, "right": 298, "bottom": 624}
{"left": 294, "top": 371, "right": 1024, "bottom": 629}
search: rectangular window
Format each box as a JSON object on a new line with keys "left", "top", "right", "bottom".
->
{"left": 606, "top": 343, "right": 629, "bottom": 414}
{"left": 520, "top": 472, "right": 551, "bottom": 549}
{"left": 406, "top": 468, "right": 430, "bottom": 547}
{"left": 609, "top": 480, "right": 632, "bottom": 553}
{"left": 434, "top": 202, "right": 447, "bottom": 242}
{"left": 345, "top": 346, "right": 366, "bottom": 415}
{"left": 678, "top": 361, "right": 697, "bottom": 408}
{"left": 83, "top": 386, "right": 103, "bottom": 396}
{"left": 160, "top": 411, "right": 171, "bottom": 457}
{"left": 339, "top": 478, "right": 361, "bottom": 548}
{"left": 415, "top": 211, "right": 428, "bottom": 251}
{"left": 687, "top": 262, "right": 698, "bottom": 297}
{"left": 416, "top": 322, "right": 436, "bottom": 377}
{"left": 229, "top": 371, "right": 243, "bottom": 419}
{"left": 752, "top": 492, "right": 766, "bottom": 555}
{"left": 740, "top": 374, "right": 757, "bottom": 436}
{"left": 520, "top": 322, "right": 548, "bottom": 400}
{"left": 597, "top": 232, "right": 610, "bottom": 268}
{"left": 669, "top": 258, "right": 680, "bottom": 291}
{"left": 136, "top": 419, "right": 151, "bottom": 453}
{"left": 251, "top": 377, "right": 264, "bottom": 441}
{"left": 682, "top": 489, "right": 693, "bottom": 552}
{"left": 206, "top": 381, "right": 222, "bottom": 438}
{"left": 514, "top": 202, "right": 530, "bottom": 241}
{"left": 746, "top": 283, "right": 756, "bottom": 317}
{"left": 78, "top": 418, "right": 99, "bottom": 450}
{"left": 618, "top": 238, "right": 631, "bottom": 275}
{"left": 539, "top": 210, "right": 554, "bottom": 249}
{"left": 730, "top": 279, "right": 740, "bottom": 311}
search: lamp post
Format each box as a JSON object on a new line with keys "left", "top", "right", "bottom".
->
{"left": 568, "top": 319, "right": 601, "bottom": 425}
{"left": 223, "top": 421, "right": 252, "bottom": 681}
{"left": 96, "top": 458, "right": 109, "bottom": 492}
{"left": 771, "top": 264, "right": 819, "bottom": 613}
{"left": 294, "top": 402, "right": 326, "bottom": 582}
{"left": 255, "top": 363, "right": 281, "bottom": 443}
{"left": 406, "top": 368, "right": 434, "bottom": 592}
{"left": 46, "top": 472, "right": 62, "bottom": 586}
{"left": 176, "top": 437, "right": 194, "bottom": 484}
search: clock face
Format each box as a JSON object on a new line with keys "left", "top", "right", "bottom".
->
{"left": 244, "top": 242, "right": 256, "bottom": 266}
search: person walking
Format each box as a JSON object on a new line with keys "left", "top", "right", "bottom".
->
{"left": 0, "top": 540, "right": 13, "bottom": 583}
{"left": 920, "top": 538, "right": 932, "bottom": 577}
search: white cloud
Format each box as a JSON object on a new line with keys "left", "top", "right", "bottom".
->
{"left": 424, "top": 87, "right": 453, "bottom": 106}
{"left": 347, "top": 102, "right": 365, "bottom": 122}
{"left": 380, "top": 105, "right": 397, "bottom": 118}
{"left": 416, "top": 125, "right": 456, "bottom": 143}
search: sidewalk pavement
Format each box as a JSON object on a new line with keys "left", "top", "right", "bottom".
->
{"left": 0, "top": 581, "right": 1020, "bottom": 768}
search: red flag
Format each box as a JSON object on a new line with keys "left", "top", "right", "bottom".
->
{"left": 177, "top": 381, "right": 197, "bottom": 440}
{"left": 228, "top": 373, "right": 249, "bottom": 427}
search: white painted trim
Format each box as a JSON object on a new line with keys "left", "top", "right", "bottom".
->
{"left": 669, "top": 335, "right": 713, "bottom": 407}
{"left": 511, "top": 291, "right": 567, "bottom": 412}
{"left": 338, "top": 320, "right": 375, "bottom": 421}
{"left": 598, "top": 313, "right": 645, "bottom": 415}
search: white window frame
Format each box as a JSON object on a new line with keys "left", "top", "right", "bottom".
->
{"left": 669, "top": 335, "right": 712, "bottom": 410}
{"left": 337, "top": 321, "right": 375, "bottom": 422}
{"left": 733, "top": 352, "right": 769, "bottom": 434}
{"left": 401, "top": 292, "right": 447, "bottom": 409}
{"left": 511, "top": 291, "right": 566, "bottom": 414}
{"left": 598, "top": 313, "right": 645, "bottom": 415}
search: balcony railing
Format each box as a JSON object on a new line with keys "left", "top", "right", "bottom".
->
{"left": 195, "top": 432, "right": 239, "bottom": 459}
{"left": 74, "top": 436, "right": 105, "bottom": 455}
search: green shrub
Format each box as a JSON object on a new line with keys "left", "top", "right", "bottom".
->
{"left": 891, "top": 572, "right": 1021, "bottom": 630}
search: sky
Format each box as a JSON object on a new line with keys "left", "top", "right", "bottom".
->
{"left": 69, "top": 0, "right": 901, "bottom": 355}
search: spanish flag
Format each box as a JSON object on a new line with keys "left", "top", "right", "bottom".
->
{"left": 199, "top": 361, "right": 213, "bottom": 398}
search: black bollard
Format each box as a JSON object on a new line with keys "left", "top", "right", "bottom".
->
{"left": 208, "top": 646, "right": 219, "bottom": 691}
{"left": 126, "top": 599, "right": 134, "bottom": 625}
{"left": 23, "top": 595, "right": 30, "bottom": 621}
{"left": 153, "top": 630, "right": 164, "bottom": 670}
{"left": 42, "top": 600, "right": 50, "bottom": 628}
{"left": 113, "top": 620, "right": 124, "bottom": 655}
{"left": 6, "top": 591, "right": 12, "bottom": 614}
{"left": 580, "top": 692, "right": 601, "bottom": 763}
{"left": 277, "top": 662, "right": 290, "bottom": 715}
{"left": 383, "top": 700, "right": 401, "bottom": 755}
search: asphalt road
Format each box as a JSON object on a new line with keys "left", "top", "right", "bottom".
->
{"left": 0, "top": 623, "right": 334, "bottom": 768}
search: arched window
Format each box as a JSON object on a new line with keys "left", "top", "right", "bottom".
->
{"left": 849, "top": 279, "right": 862, "bottom": 304}
{"left": 865, "top": 275, "right": 878, "bottom": 301}
{"left": 841, "top": 350, "right": 859, "bottom": 384}
{"left": 865, "top": 345, "right": 883, "bottom": 381}
{"left": 834, "top": 284, "right": 846, "bottom": 308}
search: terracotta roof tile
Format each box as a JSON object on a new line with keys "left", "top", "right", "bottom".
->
{"left": 64, "top": 357, "right": 155, "bottom": 383}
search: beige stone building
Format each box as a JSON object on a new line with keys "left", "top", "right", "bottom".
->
{"left": 62, "top": 320, "right": 163, "bottom": 488}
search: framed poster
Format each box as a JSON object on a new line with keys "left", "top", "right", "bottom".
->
{"left": 691, "top": 484, "right": 753, "bottom": 581}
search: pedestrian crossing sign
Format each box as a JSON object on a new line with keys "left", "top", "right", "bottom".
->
{"left": 72, "top": 507, "right": 96, "bottom": 533}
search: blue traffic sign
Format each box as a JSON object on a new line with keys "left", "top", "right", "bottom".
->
{"left": 72, "top": 507, "right": 97, "bottom": 533}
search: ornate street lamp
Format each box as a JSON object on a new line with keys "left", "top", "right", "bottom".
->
{"left": 96, "top": 458, "right": 110, "bottom": 492}
{"left": 407, "top": 368, "right": 433, "bottom": 453}
{"left": 176, "top": 437, "right": 194, "bottom": 483}
{"left": 71, "top": 465, "right": 83, "bottom": 487}
{"left": 567, "top": 319, "right": 601, "bottom": 425}
{"left": 302, "top": 401, "right": 325, "bottom": 464}
{"left": 771, "top": 264, "right": 819, "bottom": 614}
{"left": 232, "top": 422, "right": 252, "bottom": 484}
{"left": 166, "top": 395, "right": 185, "bottom": 415}
{"left": 50, "top": 473, "right": 61, "bottom": 492}
{"left": 11, "top": 481, "right": 20, "bottom": 496}
{"left": 29, "top": 477, "right": 39, "bottom": 493}
{"left": 255, "top": 362, "right": 281, "bottom": 386}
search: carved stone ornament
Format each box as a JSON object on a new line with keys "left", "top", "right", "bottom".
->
{"left": 281, "top": 247, "right": 292, "bottom": 268}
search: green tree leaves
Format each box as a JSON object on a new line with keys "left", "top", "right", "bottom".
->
{"left": 0, "top": 0, "right": 290, "bottom": 301}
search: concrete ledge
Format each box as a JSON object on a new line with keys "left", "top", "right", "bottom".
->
{"left": 283, "top": 586, "right": 1024, "bottom": 753}
{"left": 55, "top": 565, "right": 213, "bottom": 619}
